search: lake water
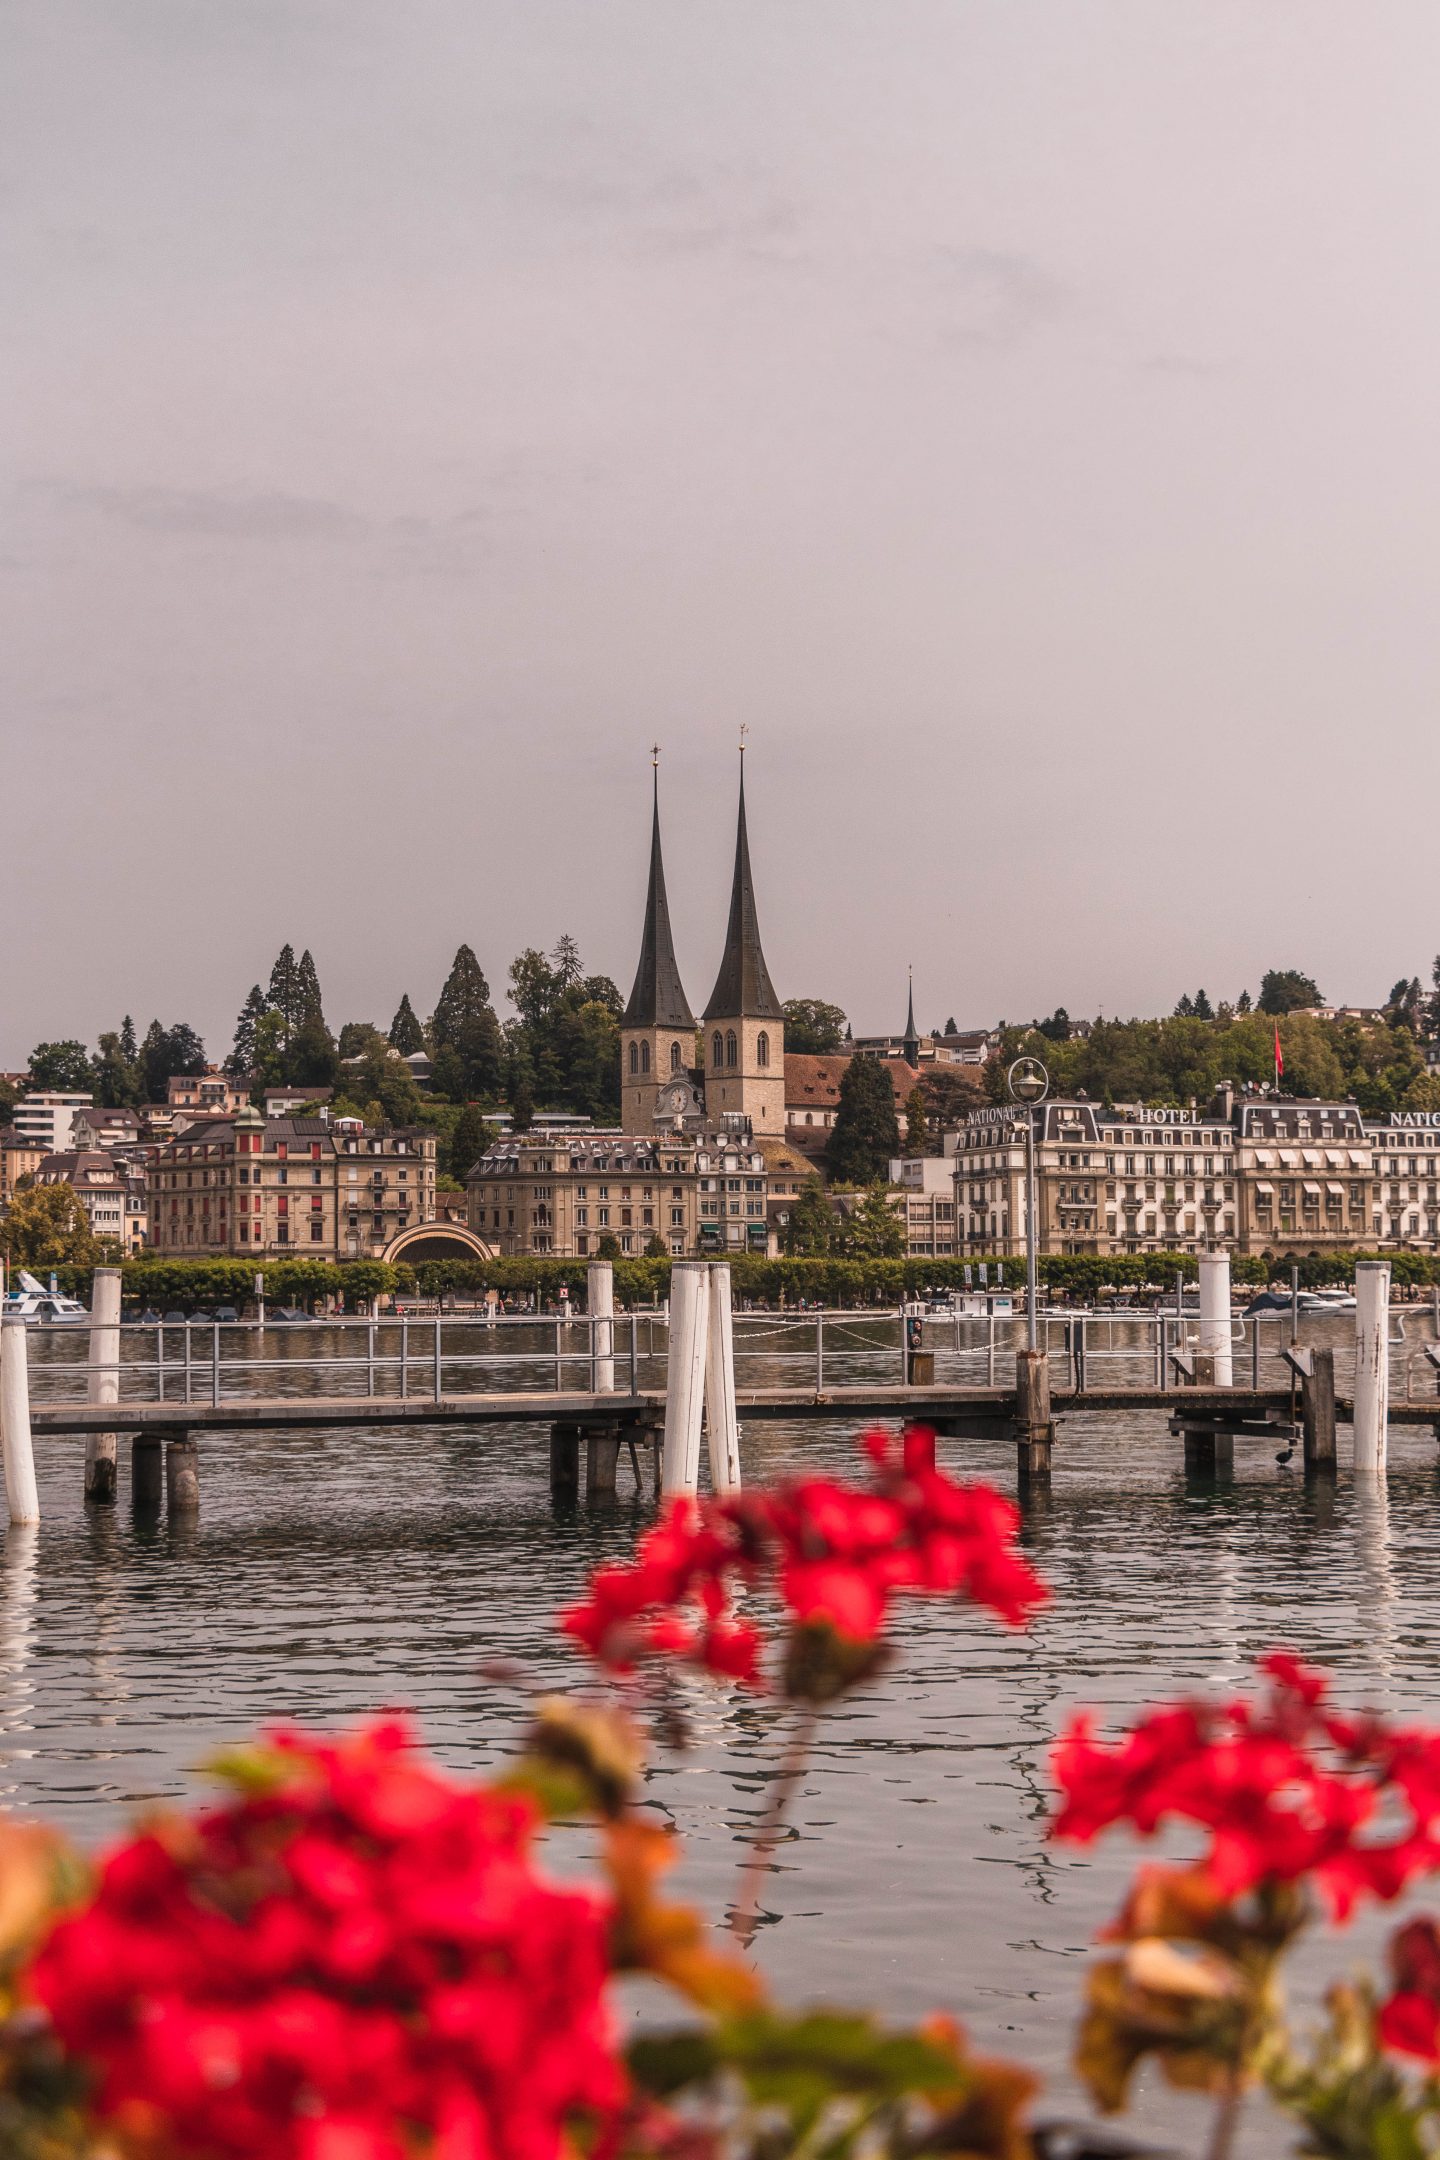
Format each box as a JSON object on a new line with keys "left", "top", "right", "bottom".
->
{"left": 6, "top": 1316, "right": 1440, "bottom": 2155}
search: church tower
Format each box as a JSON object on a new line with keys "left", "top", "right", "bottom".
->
{"left": 620, "top": 757, "right": 697, "bottom": 1134}
{"left": 901, "top": 968, "right": 921, "bottom": 1068}
{"left": 702, "top": 749, "right": 785, "bottom": 1135}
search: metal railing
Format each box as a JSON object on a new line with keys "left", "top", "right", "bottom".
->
{"left": 16, "top": 1302, "right": 1440, "bottom": 1411}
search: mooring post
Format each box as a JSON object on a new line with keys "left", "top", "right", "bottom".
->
{"left": 1014, "top": 1347, "right": 1053, "bottom": 1484}
{"left": 704, "top": 1263, "right": 742, "bottom": 1494}
{"left": 1301, "top": 1346, "right": 1337, "bottom": 1472}
{"left": 1198, "top": 1251, "right": 1233, "bottom": 1387}
{"left": 1354, "top": 1260, "right": 1391, "bottom": 1474}
{"left": 1181, "top": 1422, "right": 1234, "bottom": 1478}
{"left": 165, "top": 1432, "right": 200, "bottom": 1515}
{"left": 85, "top": 1265, "right": 122, "bottom": 1504}
{"left": 131, "top": 1431, "right": 163, "bottom": 1513}
{"left": 588, "top": 1260, "right": 615, "bottom": 1394}
{"left": 549, "top": 1422, "right": 580, "bottom": 1503}
{"left": 0, "top": 1318, "right": 39, "bottom": 1526}
{"left": 661, "top": 1262, "right": 708, "bottom": 1498}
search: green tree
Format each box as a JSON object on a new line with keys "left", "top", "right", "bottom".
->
{"left": 388, "top": 995, "right": 426, "bottom": 1055}
{"left": 267, "top": 945, "right": 301, "bottom": 1048}
{"left": 1259, "top": 969, "right": 1323, "bottom": 1016}
{"left": 780, "top": 1177, "right": 834, "bottom": 1256}
{"left": 1236, "top": 989, "right": 1253, "bottom": 1014}
{"left": 448, "top": 1104, "right": 497, "bottom": 1184}
{"left": 93, "top": 1030, "right": 142, "bottom": 1109}
{"left": 1173, "top": 994, "right": 1194, "bottom": 1019}
{"left": 350, "top": 1045, "right": 421, "bottom": 1127}
{"left": 432, "top": 946, "right": 504, "bottom": 1100}
{"left": 509, "top": 1056, "right": 536, "bottom": 1134}
{"left": 337, "top": 1021, "right": 385, "bottom": 1060}
{"left": 288, "top": 1018, "right": 338, "bottom": 1089}
{"left": 251, "top": 1010, "right": 288, "bottom": 1091}
{"left": 1193, "top": 988, "right": 1214, "bottom": 1020}
{"left": 0, "top": 1076, "right": 16, "bottom": 1126}
{"left": 1402, "top": 1073, "right": 1440, "bottom": 1112}
{"left": 225, "top": 987, "right": 268, "bottom": 1081}
{"left": 1036, "top": 1008, "right": 1072, "bottom": 1041}
{"left": 829, "top": 1056, "right": 901, "bottom": 1184}
{"left": 140, "top": 1020, "right": 169, "bottom": 1102}
{"left": 597, "top": 1233, "right": 621, "bottom": 1260}
{"left": 782, "top": 998, "right": 847, "bottom": 1055}
{"left": 643, "top": 1234, "right": 667, "bottom": 1259}
{"left": 918, "top": 1065, "right": 986, "bottom": 1129}
{"left": 504, "top": 940, "right": 620, "bottom": 1115}
{"left": 27, "top": 1041, "right": 94, "bottom": 1092}
{"left": 0, "top": 1183, "right": 104, "bottom": 1266}
{"left": 832, "top": 1185, "right": 905, "bottom": 1259}
{"left": 295, "top": 949, "right": 325, "bottom": 1030}
{"left": 165, "top": 1023, "right": 206, "bottom": 1077}
{"left": 903, "top": 1087, "right": 930, "bottom": 1156}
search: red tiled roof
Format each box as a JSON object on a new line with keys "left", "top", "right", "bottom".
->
{"left": 783, "top": 1053, "right": 917, "bottom": 1111}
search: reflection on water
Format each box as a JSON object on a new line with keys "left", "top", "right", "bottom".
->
{"left": 7, "top": 1408, "right": 1440, "bottom": 2155}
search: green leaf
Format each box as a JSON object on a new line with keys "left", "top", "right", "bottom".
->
{"left": 627, "top": 2030, "right": 722, "bottom": 2096}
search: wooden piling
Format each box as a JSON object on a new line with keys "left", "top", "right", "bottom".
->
{"left": 704, "top": 1264, "right": 742, "bottom": 1494}
{"left": 1014, "top": 1348, "right": 1053, "bottom": 1483}
{"left": 85, "top": 1266, "right": 122, "bottom": 1505}
{"left": 549, "top": 1423, "right": 581, "bottom": 1503}
{"left": 165, "top": 1434, "right": 200, "bottom": 1515}
{"left": 1300, "top": 1347, "right": 1337, "bottom": 1472}
{"left": 131, "top": 1432, "right": 163, "bottom": 1512}
{"left": 1182, "top": 1425, "right": 1234, "bottom": 1478}
{"left": 661, "top": 1263, "right": 708, "bottom": 1498}
{"left": 0, "top": 1318, "right": 39, "bottom": 1526}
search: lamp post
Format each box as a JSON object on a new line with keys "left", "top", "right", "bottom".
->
{"left": 1007, "top": 1056, "right": 1049, "bottom": 1352}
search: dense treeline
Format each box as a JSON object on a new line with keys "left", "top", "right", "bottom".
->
{"left": 40, "top": 1247, "right": 1440, "bottom": 1312}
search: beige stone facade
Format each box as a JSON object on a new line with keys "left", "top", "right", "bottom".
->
{"left": 147, "top": 1107, "right": 437, "bottom": 1258}
{"left": 467, "top": 1129, "right": 813, "bottom": 1259}
{"left": 0, "top": 1131, "right": 47, "bottom": 1214}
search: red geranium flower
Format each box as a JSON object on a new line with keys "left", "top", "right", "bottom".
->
{"left": 1379, "top": 1917, "right": 1440, "bottom": 2063}
{"left": 31, "top": 1720, "right": 625, "bottom": 2160}
{"left": 560, "top": 1429, "right": 1048, "bottom": 1689}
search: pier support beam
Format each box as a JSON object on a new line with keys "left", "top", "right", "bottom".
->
{"left": 661, "top": 1263, "right": 708, "bottom": 1499}
{"left": 585, "top": 1427, "right": 620, "bottom": 1501}
{"left": 0, "top": 1318, "right": 39, "bottom": 1526}
{"left": 1014, "top": 1349, "right": 1053, "bottom": 1484}
{"left": 85, "top": 1266, "right": 122, "bottom": 1505}
{"left": 165, "top": 1433, "right": 200, "bottom": 1515}
{"left": 131, "top": 1432, "right": 163, "bottom": 1513}
{"left": 1354, "top": 1261, "right": 1391, "bottom": 1474}
{"left": 549, "top": 1423, "right": 581, "bottom": 1504}
{"left": 1182, "top": 1425, "right": 1234, "bottom": 1479}
{"left": 1301, "top": 1347, "right": 1337, "bottom": 1473}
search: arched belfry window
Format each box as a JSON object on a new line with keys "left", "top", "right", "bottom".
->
{"left": 726, "top": 1030, "right": 738, "bottom": 1069}
{"left": 670, "top": 1041, "right": 682, "bottom": 1072}
{"left": 628, "top": 1043, "right": 638, "bottom": 1075}
{"left": 756, "top": 1031, "right": 769, "bottom": 1068}
{"left": 712, "top": 1031, "right": 723, "bottom": 1069}
{"left": 640, "top": 1041, "right": 650, "bottom": 1074}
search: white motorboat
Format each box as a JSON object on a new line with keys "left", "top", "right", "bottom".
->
{"left": 1, "top": 1271, "right": 89, "bottom": 1325}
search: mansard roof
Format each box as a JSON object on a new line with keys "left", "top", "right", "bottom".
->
{"left": 703, "top": 761, "right": 781, "bottom": 1021}
{"left": 622, "top": 768, "right": 696, "bottom": 1032}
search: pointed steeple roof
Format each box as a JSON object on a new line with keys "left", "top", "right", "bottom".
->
{"left": 622, "top": 757, "right": 696, "bottom": 1031}
{"left": 902, "top": 968, "right": 920, "bottom": 1064}
{"left": 703, "top": 751, "right": 781, "bottom": 1021}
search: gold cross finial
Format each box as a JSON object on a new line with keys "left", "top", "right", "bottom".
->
{"left": 651, "top": 742, "right": 660, "bottom": 769}
{"left": 739, "top": 721, "right": 748, "bottom": 756}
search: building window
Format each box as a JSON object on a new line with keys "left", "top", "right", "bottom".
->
{"left": 629, "top": 1043, "right": 638, "bottom": 1075}
{"left": 757, "top": 1031, "right": 769, "bottom": 1068}
{"left": 310, "top": 1222, "right": 323, "bottom": 1241}
{"left": 726, "top": 1029, "right": 738, "bottom": 1068}
{"left": 670, "top": 1041, "right": 682, "bottom": 1071}
{"left": 712, "top": 1031, "right": 723, "bottom": 1069}
{"left": 641, "top": 1041, "right": 650, "bottom": 1075}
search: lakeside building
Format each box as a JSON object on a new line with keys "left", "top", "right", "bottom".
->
{"left": 33, "top": 1152, "right": 129, "bottom": 1251}
{"left": 146, "top": 1106, "right": 449, "bottom": 1263}
{"left": 940, "top": 1097, "right": 1440, "bottom": 1261}
{"left": 167, "top": 1072, "right": 248, "bottom": 1117}
{"left": 71, "top": 1106, "right": 142, "bottom": 1152}
{"left": 0, "top": 1130, "right": 47, "bottom": 1214}
{"left": 12, "top": 1092, "right": 92, "bottom": 1155}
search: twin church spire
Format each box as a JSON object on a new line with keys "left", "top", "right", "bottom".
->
{"left": 620, "top": 749, "right": 785, "bottom": 1136}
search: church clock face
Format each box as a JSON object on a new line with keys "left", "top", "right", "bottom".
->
{"left": 658, "top": 1083, "right": 691, "bottom": 1115}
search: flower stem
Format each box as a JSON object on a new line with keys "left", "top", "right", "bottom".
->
{"left": 730, "top": 1706, "right": 818, "bottom": 1946}
{"left": 1204, "top": 2073, "right": 1244, "bottom": 2160}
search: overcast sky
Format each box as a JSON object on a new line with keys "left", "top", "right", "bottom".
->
{"left": 4, "top": 3, "right": 1438, "bottom": 1066}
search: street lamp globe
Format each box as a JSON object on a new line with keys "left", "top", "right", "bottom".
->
{"left": 1006, "top": 1056, "right": 1050, "bottom": 1106}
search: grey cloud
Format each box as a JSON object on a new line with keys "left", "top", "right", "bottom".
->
{"left": 935, "top": 246, "right": 1067, "bottom": 345}
{"left": 71, "top": 485, "right": 365, "bottom": 541}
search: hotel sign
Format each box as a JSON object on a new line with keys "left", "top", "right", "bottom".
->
{"left": 1389, "top": 1111, "right": 1440, "bottom": 1128}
